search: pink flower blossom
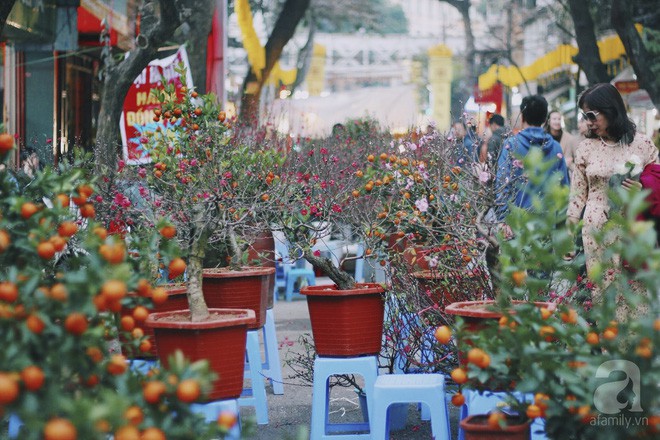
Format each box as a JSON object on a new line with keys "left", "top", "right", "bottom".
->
{"left": 513, "top": 159, "right": 524, "bottom": 169}
{"left": 414, "top": 197, "right": 429, "bottom": 213}
{"left": 478, "top": 170, "right": 490, "bottom": 183}
{"left": 138, "top": 168, "right": 147, "bottom": 178}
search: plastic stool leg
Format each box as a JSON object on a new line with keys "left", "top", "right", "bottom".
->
{"left": 284, "top": 275, "right": 295, "bottom": 302}
{"left": 239, "top": 330, "right": 269, "bottom": 424}
{"left": 191, "top": 399, "right": 241, "bottom": 440}
{"left": 428, "top": 403, "right": 451, "bottom": 440}
{"left": 262, "top": 309, "right": 284, "bottom": 394}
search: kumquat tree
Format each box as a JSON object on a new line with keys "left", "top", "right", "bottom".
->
{"left": 0, "top": 131, "right": 236, "bottom": 439}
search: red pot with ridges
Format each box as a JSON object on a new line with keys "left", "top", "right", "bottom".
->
{"left": 202, "top": 267, "right": 275, "bottom": 329}
{"left": 146, "top": 308, "right": 255, "bottom": 401}
{"left": 301, "top": 283, "right": 385, "bottom": 357}
{"left": 460, "top": 414, "right": 531, "bottom": 440}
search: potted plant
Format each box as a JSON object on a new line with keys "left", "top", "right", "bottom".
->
{"left": 0, "top": 133, "right": 234, "bottom": 438}
{"left": 268, "top": 119, "right": 395, "bottom": 357}
{"left": 112, "top": 66, "right": 276, "bottom": 400}
{"left": 440, "top": 161, "right": 659, "bottom": 439}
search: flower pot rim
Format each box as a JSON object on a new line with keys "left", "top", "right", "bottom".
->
{"left": 445, "top": 300, "right": 553, "bottom": 319}
{"left": 145, "top": 308, "right": 256, "bottom": 329}
{"left": 202, "top": 266, "right": 276, "bottom": 278}
{"left": 459, "top": 414, "right": 531, "bottom": 433}
{"left": 300, "top": 282, "right": 385, "bottom": 297}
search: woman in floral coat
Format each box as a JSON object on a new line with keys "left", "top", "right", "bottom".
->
{"left": 567, "top": 83, "right": 658, "bottom": 318}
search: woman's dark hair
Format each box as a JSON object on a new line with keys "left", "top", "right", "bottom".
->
{"left": 577, "top": 83, "right": 636, "bottom": 144}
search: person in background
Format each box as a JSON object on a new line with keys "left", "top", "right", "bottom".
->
{"left": 545, "top": 110, "right": 579, "bottom": 176}
{"left": 566, "top": 83, "right": 659, "bottom": 319}
{"left": 452, "top": 120, "right": 478, "bottom": 166}
{"left": 480, "top": 113, "right": 506, "bottom": 168}
{"left": 495, "top": 95, "right": 569, "bottom": 219}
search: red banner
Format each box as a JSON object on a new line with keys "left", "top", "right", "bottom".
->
{"left": 614, "top": 80, "right": 640, "bottom": 94}
{"left": 474, "top": 82, "right": 503, "bottom": 114}
{"left": 120, "top": 46, "right": 193, "bottom": 165}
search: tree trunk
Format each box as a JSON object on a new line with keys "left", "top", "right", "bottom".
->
{"left": 611, "top": 0, "right": 659, "bottom": 109}
{"left": 566, "top": 0, "right": 611, "bottom": 85}
{"left": 440, "top": 0, "right": 475, "bottom": 104}
{"left": 0, "top": 0, "right": 17, "bottom": 36}
{"left": 95, "top": 0, "right": 182, "bottom": 174}
{"left": 239, "top": 0, "right": 311, "bottom": 125}
{"left": 187, "top": 238, "right": 210, "bottom": 322}
{"left": 175, "top": 0, "right": 216, "bottom": 94}
{"left": 303, "top": 250, "right": 356, "bottom": 290}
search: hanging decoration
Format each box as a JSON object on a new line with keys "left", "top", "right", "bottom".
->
{"left": 235, "top": 0, "right": 296, "bottom": 86}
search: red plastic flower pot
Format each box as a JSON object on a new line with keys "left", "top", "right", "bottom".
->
{"left": 202, "top": 267, "right": 275, "bottom": 329}
{"left": 301, "top": 283, "right": 385, "bottom": 357}
{"left": 146, "top": 308, "right": 255, "bottom": 401}
{"left": 460, "top": 414, "right": 531, "bottom": 440}
{"left": 245, "top": 230, "right": 276, "bottom": 309}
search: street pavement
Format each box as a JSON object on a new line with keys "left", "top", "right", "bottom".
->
{"left": 240, "top": 288, "right": 460, "bottom": 439}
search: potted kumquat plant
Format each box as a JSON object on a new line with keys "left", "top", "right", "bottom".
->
{"left": 0, "top": 130, "right": 235, "bottom": 439}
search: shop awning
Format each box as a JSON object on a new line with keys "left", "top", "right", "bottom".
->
{"left": 478, "top": 26, "right": 642, "bottom": 93}
{"left": 77, "top": 0, "right": 129, "bottom": 46}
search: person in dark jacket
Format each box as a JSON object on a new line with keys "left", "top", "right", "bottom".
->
{"left": 480, "top": 113, "right": 506, "bottom": 168}
{"left": 495, "top": 95, "right": 569, "bottom": 219}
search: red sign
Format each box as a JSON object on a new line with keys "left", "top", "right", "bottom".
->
{"left": 614, "top": 80, "right": 640, "bottom": 94}
{"left": 474, "top": 82, "right": 503, "bottom": 114}
{"left": 120, "top": 47, "right": 193, "bottom": 164}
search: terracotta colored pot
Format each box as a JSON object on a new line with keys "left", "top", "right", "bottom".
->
{"left": 202, "top": 267, "right": 275, "bottom": 329}
{"left": 246, "top": 230, "right": 276, "bottom": 309}
{"left": 301, "top": 283, "right": 385, "bottom": 357}
{"left": 445, "top": 300, "right": 552, "bottom": 375}
{"left": 146, "top": 308, "right": 255, "bottom": 401}
{"left": 460, "top": 414, "right": 531, "bottom": 440}
{"left": 445, "top": 300, "right": 552, "bottom": 332}
{"left": 121, "top": 284, "right": 188, "bottom": 359}
{"left": 412, "top": 270, "right": 456, "bottom": 308}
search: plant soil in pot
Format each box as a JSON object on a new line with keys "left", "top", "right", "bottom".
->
{"left": 301, "top": 283, "right": 385, "bottom": 357}
{"left": 202, "top": 267, "right": 275, "bottom": 329}
{"left": 146, "top": 308, "right": 255, "bottom": 401}
{"left": 121, "top": 283, "right": 188, "bottom": 359}
{"left": 460, "top": 414, "right": 531, "bottom": 440}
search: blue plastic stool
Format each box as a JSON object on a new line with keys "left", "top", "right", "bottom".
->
{"left": 239, "top": 330, "right": 269, "bottom": 424}
{"left": 261, "top": 308, "right": 284, "bottom": 394}
{"left": 370, "top": 374, "right": 451, "bottom": 440}
{"left": 354, "top": 243, "right": 365, "bottom": 283}
{"left": 458, "top": 390, "right": 547, "bottom": 440}
{"left": 191, "top": 399, "right": 241, "bottom": 439}
{"left": 284, "top": 266, "right": 316, "bottom": 302}
{"left": 129, "top": 358, "right": 158, "bottom": 375}
{"left": 310, "top": 356, "right": 378, "bottom": 439}
{"left": 8, "top": 414, "right": 22, "bottom": 438}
